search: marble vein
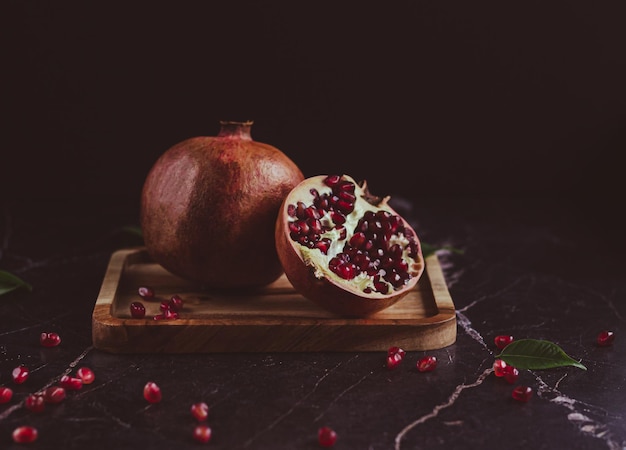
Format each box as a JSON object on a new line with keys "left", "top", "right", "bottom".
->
{"left": 535, "top": 375, "right": 625, "bottom": 450}
{"left": 393, "top": 367, "right": 493, "bottom": 450}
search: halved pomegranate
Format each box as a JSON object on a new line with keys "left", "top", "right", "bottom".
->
{"left": 275, "top": 174, "right": 425, "bottom": 317}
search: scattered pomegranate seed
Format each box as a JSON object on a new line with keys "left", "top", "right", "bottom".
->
{"left": 493, "top": 359, "right": 508, "bottom": 377}
{"left": 143, "top": 381, "right": 162, "bottom": 404}
{"left": 193, "top": 424, "right": 212, "bottom": 443}
{"left": 169, "top": 295, "right": 184, "bottom": 312}
{"left": 0, "top": 386, "right": 13, "bottom": 404}
{"left": 76, "top": 367, "right": 95, "bottom": 384}
{"left": 191, "top": 402, "right": 209, "bottom": 421}
{"left": 130, "top": 301, "right": 146, "bottom": 318}
{"left": 12, "top": 426, "right": 38, "bottom": 444}
{"left": 43, "top": 386, "right": 66, "bottom": 404}
{"left": 511, "top": 385, "right": 533, "bottom": 402}
{"left": 12, "top": 365, "right": 29, "bottom": 384}
{"left": 153, "top": 309, "right": 179, "bottom": 320}
{"left": 416, "top": 356, "right": 437, "bottom": 373}
{"left": 386, "top": 346, "right": 406, "bottom": 370}
{"left": 138, "top": 286, "right": 155, "bottom": 300}
{"left": 24, "top": 393, "right": 45, "bottom": 413}
{"left": 494, "top": 335, "right": 514, "bottom": 349}
{"left": 503, "top": 365, "right": 520, "bottom": 384}
{"left": 40, "top": 332, "right": 62, "bottom": 347}
{"left": 596, "top": 330, "right": 615, "bottom": 347}
{"left": 318, "top": 426, "right": 338, "bottom": 447}
{"left": 60, "top": 375, "right": 83, "bottom": 391}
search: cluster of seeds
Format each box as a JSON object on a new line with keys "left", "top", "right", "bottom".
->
{"left": 1, "top": 332, "right": 97, "bottom": 443}
{"left": 287, "top": 175, "right": 419, "bottom": 294}
{"left": 492, "top": 335, "right": 526, "bottom": 401}
{"left": 386, "top": 346, "right": 437, "bottom": 372}
{"left": 130, "top": 286, "right": 184, "bottom": 320}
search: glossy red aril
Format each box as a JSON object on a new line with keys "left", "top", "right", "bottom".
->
{"left": 193, "top": 425, "right": 212, "bottom": 443}
{"left": 168, "top": 295, "right": 184, "bottom": 312}
{"left": 153, "top": 309, "right": 179, "bottom": 321}
{"left": 512, "top": 385, "right": 533, "bottom": 402}
{"left": 40, "top": 332, "right": 61, "bottom": 347}
{"left": 25, "top": 393, "right": 45, "bottom": 412}
{"left": 0, "top": 386, "right": 13, "bottom": 404}
{"left": 493, "top": 359, "right": 508, "bottom": 377}
{"left": 596, "top": 330, "right": 615, "bottom": 347}
{"left": 503, "top": 365, "right": 519, "bottom": 384}
{"left": 12, "top": 426, "right": 38, "bottom": 444}
{"left": 60, "top": 375, "right": 83, "bottom": 391}
{"left": 12, "top": 365, "right": 29, "bottom": 384}
{"left": 141, "top": 120, "right": 304, "bottom": 288}
{"left": 76, "top": 367, "right": 95, "bottom": 384}
{"left": 387, "top": 346, "right": 406, "bottom": 370}
{"left": 276, "top": 174, "right": 425, "bottom": 317}
{"left": 143, "top": 381, "right": 162, "bottom": 403}
{"left": 494, "top": 335, "right": 514, "bottom": 350}
{"left": 417, "top": 356, "right": 437, "bottom": 373}
{"left": 318, "top": 426, "right": 338, "bottom": 447}
{"left": 191, "top": 402, "right": 209, "bottom": 421}
{"left": 43, "top": 386, "right": 66, "bottom": 404}
{"left": 130, "top": 301, "right": 146, "bottom": 318}
{"left": 138, "top": 286, "right": 155, "bottom": 300}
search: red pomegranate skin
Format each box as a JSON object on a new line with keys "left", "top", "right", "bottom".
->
{"left": 140, "top": 121, "right": 304, "bottom": 289}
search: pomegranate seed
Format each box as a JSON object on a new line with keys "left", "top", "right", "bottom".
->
{"left": 43, "top": 386, "right": 66, "bottom": 404}
{"left": 318, "top": 426, "right": 338, "bottom": 447}
{"left": 76, "top": 367, "right": 95, "bottom": 384}
{"left": 153, "top": 309, "right": 179, "bottom": 320}
{"left": 494, "top": 335, "right": 514, "bottom": 349}
{"left": 138, "top": 285, "right": 155, "bottom": 300}
{"left": 130, "top": 301, "right": 146, "bottom": 318}
{"left": 12, "top": 426, "right": 38, "bottom": 444}
{"left": 416, "top": 356, "right": 437, "bottom": 373}
{"left": 387, "top": 353, "right": 403, "bottom": 370}
{"left": 597, "top": 330, "right": 615, "bottom": 347}
{"left": 386, "top": 346, "right": 406, "bottom": 369}
{"left": 40, "top": 332, "right": 62, "bottom": 347}
{"left": 0, "top": 386, "right": 13, "bottom": 404}
{"left": 143, "top": 381, "right": 162, "bottom": 404}
{"left": 323, "top": 175, "right": 341, "bottom": 187}
{"left": 12, "top": 365, "right": 29, "bottom": 384}
{"left": 60, "top": 375, "right": 83, "bottom": 390}
{"left": 191, "top": 402, "right": 209, "bottom": 421}
{"left": 24, "top": 393, "right": 45, "bottom": 413}
{"left": 512, "top": 385, "right": 533, "bottom": 402}
{"left": 503, "top": 365, "right": 520, "bottom": 384}
{"left": 160, "top": 299, "right": 170, "bottom": 312}
{"left": 493, "top": 359, "right": 508, "bottom": 377}
{"left": 169, "top": 294, "right": 184, "bottom": 311}
{"left": 193, "top": 424, "right": 212, "bottom": 443}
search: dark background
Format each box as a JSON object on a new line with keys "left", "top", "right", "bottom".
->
{"left": 2, "top": 1, "right": 624, "bottom": 216}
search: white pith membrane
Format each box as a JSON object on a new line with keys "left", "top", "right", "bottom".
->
{"left": 286, "top": 175, "right": 421, "bottom": 298}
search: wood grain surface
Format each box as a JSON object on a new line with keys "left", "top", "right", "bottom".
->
{"left": 92, "top": 247, "right": 456, "bottom": 353}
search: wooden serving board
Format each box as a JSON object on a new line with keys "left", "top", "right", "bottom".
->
{"left": 91, "top": 247, "right": 457, "bottom": 353}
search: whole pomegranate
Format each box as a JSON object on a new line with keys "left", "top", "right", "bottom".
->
{"left": 141, "top": 121, "right": 304, "bottom": 288}
{"left": 275, "top": 174, "right": 425, "bottom": 317}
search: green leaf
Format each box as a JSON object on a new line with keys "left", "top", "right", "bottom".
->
{"left": 496, "top": 339, "right": 587, "bottom": 371}
{"left": 0, "top": 270, "right": 33, "bottom": 296}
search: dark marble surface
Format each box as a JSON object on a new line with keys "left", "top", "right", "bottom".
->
{"left": 0, "top": 194, "right": 624, "bottom": 449}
